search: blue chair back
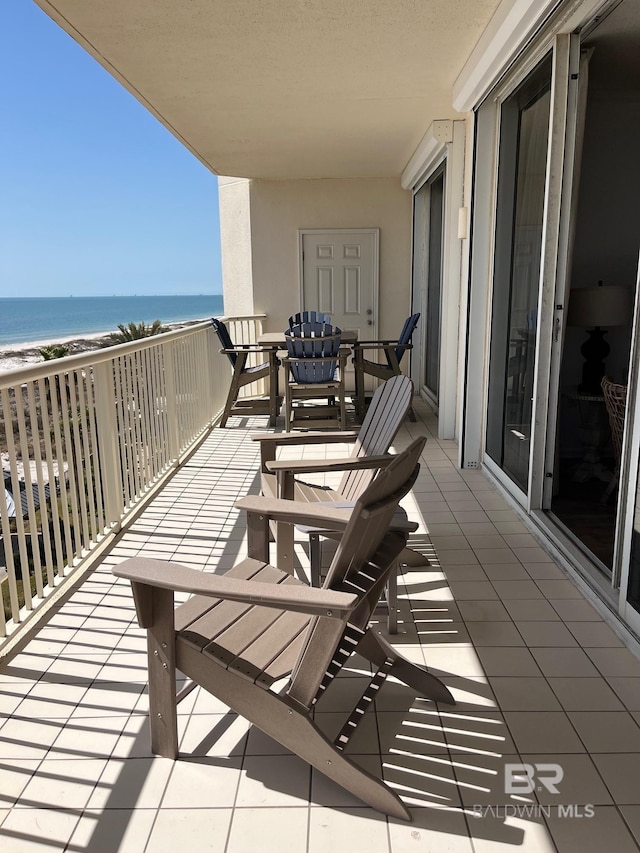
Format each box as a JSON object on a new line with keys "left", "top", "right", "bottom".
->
{"left": 396, "top": 314, "right": 420, "bottom": 364}
{"left": 288, "top": 311, "right": 331, "bottom": 328}
{"left": 211, "top": 318, "right": 236, "bottom": 367}
{"left": 285, "top": 322, "right": 341, "bottom": 384}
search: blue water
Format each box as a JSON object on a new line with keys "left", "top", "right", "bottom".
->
{"left": 0, "top": 295, "right": 225, "bottom": 346}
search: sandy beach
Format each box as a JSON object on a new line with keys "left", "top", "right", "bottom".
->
{"left": 0, "top": 319, "right": 207, "bottom": 374}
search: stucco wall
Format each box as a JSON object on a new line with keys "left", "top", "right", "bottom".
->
{"left": 218, "top": 176, "right": 255, "bottom": 316}
{"left": 246, "top": 178, "right": 412, "bottom": 337}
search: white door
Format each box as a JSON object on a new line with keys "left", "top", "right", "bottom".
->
{"left": 300, "top": 229, "right": 378, "bottom": 343}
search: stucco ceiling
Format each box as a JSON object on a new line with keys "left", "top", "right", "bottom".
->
{"left": 34, "top": 0, "right": 501, "bottom": 179}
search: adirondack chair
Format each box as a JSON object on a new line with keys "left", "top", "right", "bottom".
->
{"left": 353, "top": 313, "right": 420, "bottom": 422}
{"left": 212, "top": 318, "right": 280, "bottom": 427}
{"left": 288, "top": 310, "right": 332, "bottom": 327}
{"left": 113, "top": 436, "right": 455, "bottom": 820}
{"left": 254, "top": 373, "right": 412, "bottom": 560}
{"left": 601, "top": 375, "right": 627, "bottom": 503}
{"left": 253, "top": 375, "right": 414, "bottom": 629}
{"left": 283, "top": 320, "right": 349, "bottom": 430}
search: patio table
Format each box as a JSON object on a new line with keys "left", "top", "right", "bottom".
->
{"left": 257, "top": 329, "right": 358, "bottom": 347}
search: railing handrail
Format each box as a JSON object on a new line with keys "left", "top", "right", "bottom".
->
{"left": 0, "top": 313, "right": 266, "bottom": 649}
{"left": 0, "top": 321, "right": 212, "bottom": 389}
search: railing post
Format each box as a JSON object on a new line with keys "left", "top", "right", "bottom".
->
{"left": 94, "top": 361, "right": 125, "bottom": 531}
{"left": 163, "top": 340, "right": 181, "bottom": 463}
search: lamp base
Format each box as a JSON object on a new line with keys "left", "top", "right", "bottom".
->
{"left": 578, "top": 327, "right": 609, "bottom": 396}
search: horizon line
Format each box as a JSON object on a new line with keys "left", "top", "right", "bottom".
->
{"left": 0, "top": 293, "right": 224, "bottom": 299}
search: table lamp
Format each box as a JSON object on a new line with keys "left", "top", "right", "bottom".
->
{"left": 567, "top": 281, "right": 633, "bottom": 394}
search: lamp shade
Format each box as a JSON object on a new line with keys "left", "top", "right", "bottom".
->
{"left": 567, "top": 285, "right": 633, "bottom": 327}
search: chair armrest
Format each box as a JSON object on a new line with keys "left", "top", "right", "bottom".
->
{"left": 353, "top": 342, "right": 412, "bottom": 351}
{"left": 353, "top": 339, "right": 399, "bottom": 346}
{"left": 251, "top": 431, "right": 359, "bottom": 445}
{"left": 220, "top": 344, "right": 280, "bottom": 354}
{"left": 236, "top": 495, "right": 352, "bottom": 529}
{"left": 113, "top": 557, "right": 357, "bottom": 618}
{"left": 265, "top": 453, "right": 395, "bottom": 476}
{"left": 251, "top": 430, "right": 360, "bottom": 473}
{"left": 296, "top": 503, "right": 418, "bottom": 535}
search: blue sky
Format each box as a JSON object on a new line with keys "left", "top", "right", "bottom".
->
{"left": 0, "top": 0, "right": 222, "bottom": 297}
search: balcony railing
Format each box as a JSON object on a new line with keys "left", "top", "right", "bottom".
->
{"left": 0, "top": 314, "right": 264, "bottom": 647}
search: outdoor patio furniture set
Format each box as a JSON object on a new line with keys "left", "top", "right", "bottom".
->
{"left": 112, "top": 320, "right": 451, "bottom": 822}
{"left": 212, "top": 312, "right": 419, "bottom": 430}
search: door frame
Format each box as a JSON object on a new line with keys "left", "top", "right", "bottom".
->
{"left": 616, "top": 254, "right": 640, "bottom": 632}
{"left": 297, "top": 228, "right": 379, "bottom": 341}
{"left": 404, "top": 120, "right": 464, "bottom": 440}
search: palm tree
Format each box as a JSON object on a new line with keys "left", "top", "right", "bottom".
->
{"left": 107, "top": 320, "right": 168, "bottom": 344}
{"left": 39, "top": 344, "right": 70, "bottom": 360}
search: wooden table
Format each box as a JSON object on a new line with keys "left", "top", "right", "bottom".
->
{"left": 258, "top": 329, "right": 358, "bottom": 347}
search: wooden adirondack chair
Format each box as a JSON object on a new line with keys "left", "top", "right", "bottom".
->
{"left": 254, "top": 374, "right": 413, "bottom": 571}
{"left": 113, "top": 436, "right": 455, "bottom": 820}
{"left": 353, "top": 313, "right": 420, "bottom": 422}
{"left": 283, "top": 320, "right": 349, "bottom": 430}
{"left": 212, "top": 318, "right": 280, "bottom": 427}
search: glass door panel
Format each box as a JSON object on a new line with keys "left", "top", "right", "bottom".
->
{"left": 412, "top": 168, "right": 445, "bottom": 405}
{"left": 486, "top": 55, "right": 553, "bottom": 493}
{"left": 425, "top": 171, "right": 444, "bottom": 400}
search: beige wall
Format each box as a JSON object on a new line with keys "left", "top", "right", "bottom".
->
{"left": 218, "top": 176, "right": 255, "bottom": 316}
{"left": 238, "top": 177, "right": 413, "bottom": 337}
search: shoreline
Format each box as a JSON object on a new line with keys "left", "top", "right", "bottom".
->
{"left": 0, "top": 319, "right": 210, "bottom": 374}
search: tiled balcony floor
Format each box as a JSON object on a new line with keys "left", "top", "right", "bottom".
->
{"left": 2, "top": 399, "right": 640, "bottom": 852}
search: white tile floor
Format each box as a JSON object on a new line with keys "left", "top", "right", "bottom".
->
{"left": 2, "top": 399, "right": 640, "bottom": 852}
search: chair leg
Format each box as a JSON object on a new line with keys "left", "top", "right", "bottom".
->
{"left": 269, "top": 351, "right": 279, "bottom": 427}
{"left": 220, "top": 359, "right": 245, "bottom": 428}
{"left": 386, "top": 563, "right": 398, "bottom": 634}
{"left": 219, "top": 381, "right": 237, "bottom": 428}
{"left": 144, "top": 586, "right": 179, "bottom": 758}
{"left": 354, "top": 357, "right": 366, "bottom": 422}
{"left": 309, "top": 534, "right": 322, "bottom": 587}
{"left": 176, "top": 641, "right": 410, "bottom": 820}
{"left": 357, "top": 629, "right": 455, "bottom": 705}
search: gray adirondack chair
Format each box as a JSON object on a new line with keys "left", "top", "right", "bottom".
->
{"left": 254, "top": 374, "right": 413, "bottom": 565}
{"left": 254, "top": 374, "right": 415, "bottom": 631}
{"left": 113, "top": 436, "right": 455, "bottom": 820}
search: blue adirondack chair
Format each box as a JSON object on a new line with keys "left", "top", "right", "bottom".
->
{"left": 283, "top": 320, "right": 348, "bottom": 430}
{"left": 352, "top": 313, "right": 420, "bottom": 421}
{"left": 212, "top": 318, "right": 280, "bottom": 427}
{"left": 288, "top": 311, "right": 332, "bottom": 328}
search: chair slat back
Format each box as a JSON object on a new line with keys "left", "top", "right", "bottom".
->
{"left": 288, "top": 311, "right": 332, "bottom": 327}
{"left": 339, "top": 375, "right": 413, "bottom": 500}
{"left": 285, "top": 322, "right": 342, "bottom": 384}
{"left": 395, "top": 313, "right": 420, "bottom": 364}
{"left": 287, "top": 437, "right": 425, "bottom": 707}
{"left": 601, "top": 375, "right": 628, "bottom": 465}
{"left": 211, "top": 318, "right": 236, "bottom": 367}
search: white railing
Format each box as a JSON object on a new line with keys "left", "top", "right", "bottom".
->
{"left": 0, "top": 315, "right": 264, "bottom": 645}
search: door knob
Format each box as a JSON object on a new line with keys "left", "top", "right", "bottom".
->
{"left": 367, "top": 320, "right": 373, "bottom": 326}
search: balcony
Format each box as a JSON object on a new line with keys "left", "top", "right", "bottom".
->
{"left": 2, "top": 329, "right": 640, "bottom": 852}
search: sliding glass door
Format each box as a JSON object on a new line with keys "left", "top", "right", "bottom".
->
{"left": 485, "top": 55, "right": 553, "bottom": 493}
{"left": 412, "top": 167, "right": 445, "bottom": 405}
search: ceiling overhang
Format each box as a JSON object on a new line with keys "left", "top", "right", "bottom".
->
{"left": 34, "top": 0, "right": 502, "bottom": 179}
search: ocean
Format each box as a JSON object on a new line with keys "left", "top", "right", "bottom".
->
{"left": 0, "top": 294, "right": 225, "bottom": 347}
